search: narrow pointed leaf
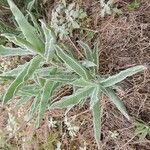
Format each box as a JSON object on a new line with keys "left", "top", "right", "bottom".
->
{"left": 28, "top": 11, "right": 44, "bottom": 38}
{"left": 41, "top": 20, "right": 56, "bottom": 62}
{"left": 81, "top": 60, "right": 97, "bottom": 68}
{"left": 0, "top": 45, "right": 32, "bottom": 56}
{"left": 92, "top": 101, "right": 101, "bottom": 149}
{"left": 56, "top": 46, "right": 92, "bottom": 80}
{"left": 2, "top": 33, "right": 37, "bottom": 54}
{"left": 78, "top": 41, "right": 96, "bottom": 73}
{"left": 42, "top": 74, "right": 77, "bottom": 83}
{"left": 33, "top": 73, "right": 46, "bottom": 87}
{"left": 27, "top": 0, "right": 36, "bottom": 11}
{"left": 72, "top": 78, "right": 96, "bottom": 87}
{"left": 16, "top": 96, "right": 31, "bottom": 106}
{"left": 3, "top": 56, "right": 42, "bottom": 103}
{"left": 17, "top": 84, "right": 41, "bottom": 97}
{"left": 0, "top": 63, "right": 28, "bottom": 78}
{"left": 29, "top": 93, "right": 41, "bottom": 115}
{"left": 0, "top": 76, "right": 14, "bottom": 80}
{"left": 37, "top": 80, "right": 56, "bottom": 126}
{"left": 105, "top": 88, "right": 130, "bottom": 120}
{"left": 36, "top": 67, "right": 62, "bottom": 77}
{"left": 79, "top": 98, "right": 87, "bottom": 108}
{"left": 7, "top": 0, "right": 44, "bottom": 52}
{"left": 101, "top": 65, "right": 146, "bottom": 87}
{"left": 139, "top": 130, "right": 149, "bottom": 140}
{"left": 50, "top": 87, "right": 94, "bottom": 109}
{"left": 90, "top": 87, "right": 101, "bottom": 109}
{"left": 93, "top": 40, "right": 100, "bottom": 73}
{"left": 78, "top": 41, "right": 93, "bottom": 61}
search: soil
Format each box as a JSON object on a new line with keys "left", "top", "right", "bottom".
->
{"left": 0, "top": 0, "right": 150, "bottom": 150}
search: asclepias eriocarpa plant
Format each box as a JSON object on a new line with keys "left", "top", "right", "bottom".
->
{"left": 49, "top": 42, "right": 146, "bottom": 148}
{"left": 0, "top": 0, "right": 147, "bottom": 149}
{"left": 0, "top": 0, "right": 58, "bottom": 125}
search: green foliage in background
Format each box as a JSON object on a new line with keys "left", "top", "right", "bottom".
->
{"left": 0, "top": 0, "right": 146, "bottom": 149}
{"left": 0, "top": 0, "right": 38, "bottom": 44}
{"left": 0, "top": 0, "right": 36, "bottom": 8}
{"left": 128, "top": 0, "right": 140, "bottom": 11}
{"left": 134, "top": 119, "right": 150, "bottom": 140}
{"left": 51, "top": 1, "right": 87, "bottom": 39}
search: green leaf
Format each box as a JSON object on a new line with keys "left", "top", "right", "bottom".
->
{"left": 56, "top": 45, "right": 92, "bottom": 80}
{"left": 0, "top": 63, "right": 28, "bottom": 78}
{"left": 27, "top": 0, "right": 36, "bottom": 11}
{"left": 78, "top": 98, "right": 87, "bottom": 108}
{"left": 0, "top": 45, "right": 32, "bottom": 56}
{"left": 33, "top": 73, "right": 46, "bottom": 87}
{"left": 92, "top": 101, "right": 101, "bottom": 149}
{"left": 85, "top": 31, "right": 94, "bottom": 42}
{"left": 72, "top": 21, "right": 80, "bottom": 28}
{"left": 50, "top": 87, "right": 94, "bottom": 109}
{"left": 16, "top": 96, "right": 31, "bottom": 106}
{"left": 90, "top": 87, "right": 101, "bottom": 109}
{"left": 78, "top": 41, "right": 93, "bottom": 62}
{"left": 28, "top": 11, "right": 44, "bottom": 38}
{"left": 41, "top": 74, "right": 78, "bottom": 83}
{"left": 105, "top": 88, "right": 130, "bottom": 120}
{"left": 71, "top": 78, "right": 96, "bottom": 87}
{"left": 138, "top": 129, "right": 148, "bottom": 140}
{"left": 82, "top": 60, "right": 97, "bottom": 67}
{"left": 3, "top": 56, "right": 42, "bottom": 103}
{"left": 134, "top": 120, "right": 150, "bottom": 140}
{"left": 93, "top": 40, "right": 100, "bottom": 73}
{"left": 40, "top": 20, "right": 56, "bottom": 62}
{"left": 17, "top": 84, "right": 41, "bottom": 97}
{"left": 36, "top": 67, "right": 62, "bottom": 77}
{"left": 7, "top": 0, "right": 44, "bottom": 53}
{"left": 0, "top": 76, "right": 14, "bottom": 80}
{"left": 128, "top": 0, "right": 140, "bottom": 11}
{"left": 2, "top": 33, "right": 37, "bottom": 54}
{"left": 37, "top": 80, "right": 56, "bottom": 126}
{"left": 29, "top": 93, "right": 41, "bottom": 115}
{"left": 101, "top": 65, "right": 146, "bottom": 87}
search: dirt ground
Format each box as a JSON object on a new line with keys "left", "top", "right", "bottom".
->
{"left": 0, "top": 0, "right": 150, "bottom": 149}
